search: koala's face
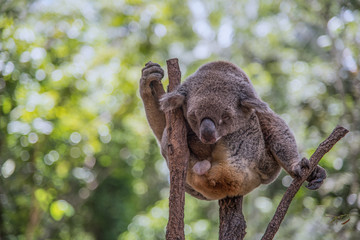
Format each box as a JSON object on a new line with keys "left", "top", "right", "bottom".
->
{"left": 184, "top": 92, "right": 251, "bottom": 144}
{"left": 159, "top": 61, "right": 269, "bottom": 144}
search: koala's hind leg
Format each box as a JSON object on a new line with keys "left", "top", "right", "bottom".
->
{"left": 257, "top": 111, "right": 326, "bottom": 189}
{"left": 139, "top": 62, "right": 166, "bottom": 142}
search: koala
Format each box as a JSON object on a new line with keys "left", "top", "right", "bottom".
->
{"left": 140, "top": 61, "right": 326, "bottom": 200}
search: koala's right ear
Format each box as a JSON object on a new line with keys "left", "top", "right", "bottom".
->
{"left": 160, "top": 89, "right": 186, "bottom": 112}
{"left": 241, "top": 98, "right": 269, "bottom": 113}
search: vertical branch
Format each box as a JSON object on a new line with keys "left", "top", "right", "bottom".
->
{"left": 219, "top": 196, "right": 247, "bottom": 240}
{"left": 165, "top": 58, "right": 189, "bottom": 240}
{"left": 261, "top": 126, "right": 349, "bottom": 240}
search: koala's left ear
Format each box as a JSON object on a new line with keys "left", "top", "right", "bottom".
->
{"left": 241, "top": 98, "right": 269, "bottom": 113}
{"left": 160, "top": 89, "right": 186, "bottom": 112}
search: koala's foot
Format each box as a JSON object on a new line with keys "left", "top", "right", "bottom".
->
{"left": 291, "top": 157, "right": 326, "bottom": 190}
{"left": 192, "top": 160, "right": 211, "bottom": 175}
{"left": 140, "top": 61, "right": 164, "bottom": 96}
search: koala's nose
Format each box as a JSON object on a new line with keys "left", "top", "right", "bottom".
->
{"left": 200, "top": 118, "right": 217, "bottom": 144}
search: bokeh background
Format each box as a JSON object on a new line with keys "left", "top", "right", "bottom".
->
{"left": 0, "top": 0, "right": 359, "bottom": 239}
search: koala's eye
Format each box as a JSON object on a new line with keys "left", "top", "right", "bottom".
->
{"left": 219, "top": 114, "right": 231, "bottom": 125}
{"left": 222, "top": 114, "right": 231, "bottom": 121}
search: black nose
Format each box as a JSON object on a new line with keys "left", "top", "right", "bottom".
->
{"left": 200, "top": 118, "right": 217, "bottom": 144}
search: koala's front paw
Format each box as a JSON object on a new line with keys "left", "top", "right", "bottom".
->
{"left": 291, "top": 157, "right": 310, "bottom": 178}
{"left": 291, "top": 158, "right": 327, "bottom": 190}
{"left": 140, "top": 61, "right": 164, "bottom": 93}
{"left": 306, "top": 165, "right": 326, "bottom": 190}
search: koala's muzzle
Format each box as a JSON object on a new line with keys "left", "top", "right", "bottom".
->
{"left": 200, "top": 118, "right": 218, "bottom": 144}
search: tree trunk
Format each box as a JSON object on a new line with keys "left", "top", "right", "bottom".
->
{"left": 165, "top": 58, "right": 189, "bottom": 240}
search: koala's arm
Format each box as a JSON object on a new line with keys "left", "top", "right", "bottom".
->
{"left": 139, "top": 62, "right": 166, "bottom": 142}
{"left": 257, "top": 111, "right": 300, "bottom": 176}
{"left": 257, "top": 111, "right": 326, "bottom": 189}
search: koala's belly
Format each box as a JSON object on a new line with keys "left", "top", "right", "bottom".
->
{"left": 186, "top": 142, "right": 264, "bottom": 200}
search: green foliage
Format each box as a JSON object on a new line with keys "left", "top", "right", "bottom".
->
{"left": 0, "top": 0, "right": 359, "bottom": 239}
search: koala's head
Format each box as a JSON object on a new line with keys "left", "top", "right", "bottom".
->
{"left": 160, "top": 61, "right": 269, "bottom": 144}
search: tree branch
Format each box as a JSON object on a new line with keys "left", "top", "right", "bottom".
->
{"left": 165, "top": 58, "right": 189, "bottom": 240}
{"left": 261, "top": 125, "right": 349, "bottom": 240}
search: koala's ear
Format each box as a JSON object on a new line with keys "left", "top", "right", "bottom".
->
{"left": 160, "top": 90, "right": 186, "bottom": 112}
{"left": 241, "top": 98, "right": 269, "bottom": 113}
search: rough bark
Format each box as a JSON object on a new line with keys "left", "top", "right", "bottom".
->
{"left": 165, "top": 58, "right": 189, "bottom": 240}
{"left": 219, "top": 196, "right": 247, "bottom": 240}
{"left": 261, "top": 125, "right": 349, "bottom": 240}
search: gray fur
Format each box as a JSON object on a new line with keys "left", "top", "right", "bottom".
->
{"left": 140, "top": 61, "right": 326, "bottom": 200}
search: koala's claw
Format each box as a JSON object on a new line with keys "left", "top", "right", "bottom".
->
{"left": 144, "top": 61, "right": 160, "bottom": 68}
{"left": 145, "top": 61, "right": 153, "bottom": 66}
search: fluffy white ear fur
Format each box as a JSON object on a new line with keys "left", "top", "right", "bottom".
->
{"left": 160, "top": 91, "right": 185, "bottom": 112}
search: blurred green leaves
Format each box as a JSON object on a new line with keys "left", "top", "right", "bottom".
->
{"left": 50, "top": 200, "right": 74, "bottom": 221}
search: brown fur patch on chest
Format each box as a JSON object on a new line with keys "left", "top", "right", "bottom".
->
{"left": 186, "top": 141, "right": 262, "bottom": 200}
